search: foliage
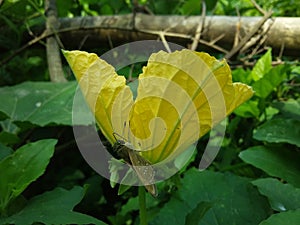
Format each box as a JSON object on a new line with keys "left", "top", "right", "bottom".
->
{"left": 0, "top": 0, "right": 300, "bottom": 225}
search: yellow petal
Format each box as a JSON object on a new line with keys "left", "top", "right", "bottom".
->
{"left": 63, "top": 49, "right": 254, "bottom": 165}
{"left": 227, "top": 83, "right": 254, "bottom": 114}
{"left": 129, "top": 50, "right": 254, "bottom": 163}
{"left": 62, "top": 50, "right": 133, "bottom": 145}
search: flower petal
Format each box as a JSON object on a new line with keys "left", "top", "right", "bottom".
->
{"left": 63, "top": 50, "right": 133, "bottom": 145}
{"left": 129, "top": 50, "right": 253, "bottom": 163}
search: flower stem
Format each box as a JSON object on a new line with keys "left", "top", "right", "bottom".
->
{"left": 138, "top": 186, "right": 147, "bottom": 225}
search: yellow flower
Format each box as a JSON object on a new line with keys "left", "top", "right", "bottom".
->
{"left": 63, "top": 49, "right": 253, "bottom": 164}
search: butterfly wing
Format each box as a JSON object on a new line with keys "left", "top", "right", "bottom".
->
{"left": 128, "top": 149, "right": 158, "bottom": 197}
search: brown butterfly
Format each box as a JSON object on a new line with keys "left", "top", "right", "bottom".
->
{"left": 113, "top": 132, "right": 158, "bottom": 197}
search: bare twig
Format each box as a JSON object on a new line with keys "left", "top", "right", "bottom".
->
{"left": 128, "top": 64, "right": 134, "bottom": 82}
{"left": 278, "top": 42, "right": 285, "bottom": 60}
{"left": 78, "top": 35, "right": 89, "bottom": 50}
{"left": 207, "top": 34, "right": 225, "bottom": 45}
{"left": 138, "top": 28, "right": 228, "bottom": 53}
{"left": 250, "top": 0, "right": 267, "bottom": 15}
{"left": 107, "top": 34, "right": 114, "bottom": 49}
{"left": 0, "top": 30, "right": 47, "bottom": 67}
{"left": 0, "top": 20, "right": 84, "bottom": 67}
{"left": 233, "top": 7, "right": 241, "bottom": 48}
{"left": 158, "top": 31, "right": 171, "bottom": 52}
{"left": 225, "top": 10, "right": 273, "bottom": 60}
{"left": 190, "top": 0, "right": 206, "bottom": 51}
{"left": 239, "top": 15, "right": 274, "bottom": 62}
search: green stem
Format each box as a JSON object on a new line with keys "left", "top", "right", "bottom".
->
{"left": 138, "top": 186, "right": 147, "bottom": 225}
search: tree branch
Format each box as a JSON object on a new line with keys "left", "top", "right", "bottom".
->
{"left": 2, "top": 14, "right": 300, "bottom": 66}
{"left": 45, "top": 0, "right": 66, "bottom": 82}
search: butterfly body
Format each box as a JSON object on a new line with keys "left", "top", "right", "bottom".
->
{"left": 113, "top": 138, "right": 158, "bottom": 197}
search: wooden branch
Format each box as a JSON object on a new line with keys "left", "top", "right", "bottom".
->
{"left": 190, "top": 1, "right": 206, "bottom": 51}
{"left": 2, "top": 14, "right": 300, "bottom": 66}
{"left": 225, "top": 10, "right": 273, "bottom": 59}
{"left": 53, "top": 14, "right": 300, "bottom": 56}
{"left": 45, "top": 0, "right": 66, "bottom": 82}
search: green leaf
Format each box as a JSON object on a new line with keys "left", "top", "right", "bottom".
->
{"left": 252, "top": 178, "right": 300, "bottom": 211}
{"left": 108, "top": 193, "right": 159, "bottom": 225}
{"left": 265, "top": 106, "right": 279, "bottom": 120}
{"left": 0, "top": 81, "right": 76, "bottom": 126}
{"left": 250, "top": 49, "right": 272, "bottom": 81}
{"left": 118, "top": 169, "right": 136, "bottom": 196}
{"left": 100, "top": 4, "right": 114, "bottom": 15}
{"left": 152, "top": 196, "right": 190, "bottom": 225}
{"left": 234, "top": 100, "right": 260, "bottom": 118}
{"left": 0, "top": 142, "right": 13, "bottom": 161}
{"left": 174, "top": 144, "right": 196, "bottom": 170}
{"left": 253, "top": 64, "right": 287, "bottom": 98}
{"left": 259, "top": 209, "right": 300, "bottom": 225}
{"left": 127, "top": 79, "right": 138, "bottom": 99}
{"left": 185, "top": 201, "right": 212, "bottom": 225}
{"left": 0, "top": 111, "right": 8, "bottom": 121}
{"left": 56, "top": 0, "right": 73, "bottom": 17}
{"left": 119, "top": 193, "right": 158, "bottom": 216}
{"left": 253, "top": 118, "right": 300, "bottom": 147}
{"left": 151, "top": 169, "right": 270, "bottom": 225}
{"left": 0, "top": 131, "right": 20, "bottom": 145}
{"left": 232, "top": 68, "right": 252, "bottom": 84}
{"left": 0, "top": 186, "right": 107, "bottom": 225}
{"left": 239, "top": 146, "right": 300, "bottom": 187}
{"left": 180, "top": 0, "right": 218, "bottom": 14}
{"left": 118, "top": 183, "right": 132, "bottom": 196}
{"left": 0, "top": 139, "right": 57, "bottom": 212}
{"left": 272, "top": 98, "right": 300, "bottom": 120}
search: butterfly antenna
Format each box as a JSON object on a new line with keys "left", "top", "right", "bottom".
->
{"left": 127, "top": 120, "right": 131, "bottom": 144}
{"left": 113, "top": 131, "right": 128, "bottom": 142}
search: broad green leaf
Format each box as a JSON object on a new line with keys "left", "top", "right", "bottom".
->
{"left": 174, "top": 144, "right": 196, "bottom": 170}
{"left": 57, "top": 0, "right": 74, "bottom": 17}
{"left": 0, "top": 81, "right": 76, "bottom": 126}
{"left": 265, "top": 106, "right": 279, "bottom": 120}
{"left": 108, "top": 193, "right": 158, "bottom": 224}
{"left": 0, "top": 131, "right": 20, "bottom": 145}
{"left": 152, "top": 196, "right": 190, "bottom": 225}
{"left": 252, "top": 178, "right": 300, "bottom": 211}
{"left": 234, "top": 100, "right": 260, "bottom": 118}
{"left": 100, "top": 4, "right": 114, "bottom": 15}
{"left": 0, "top": 111, "right": 8, "bottom": 121}
{"left": 291, "top": 65, "right": 300, "bottom": 75}
{"left": 239, "top": 146, "right": 300, "bottom": 187}
{"left": 0, "top": 186, "right": 107, "bottom": 225}
{"left": 185, "top": 201, "right": 212, "bottom": 225}
{"left": 253, "top": 118, "right": 300, "bottom": 147}
{"left": 119, "top": 193, "right": 158, "bottom": 216}
{"left": 1, "top": 117, "right": 19, "bottom": 134}
{"left": 232, "top": 67, "right": 252, "bottom": 84}
{"left": 0, "top": 142, "right": 13, "bottom": 161}
{"left": 180, "top": 0, "right": 218, "bottom": 14}
{"left": 272, "top": 98, "right": 300, "bottom": 120}
{"left": 259, "top": 209, "right": 300, "bottom": 225}
{"left": 250, "top": 49, "right": 272, "bottom": 81}
{"left": 253, "top": 64, "right": 287, "bottom": 98}
{"left": 0, "top": 139, "right": 57, "bottom": 212}
{"left": 151, "top": 169, "right": 270, "bottom": 225}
